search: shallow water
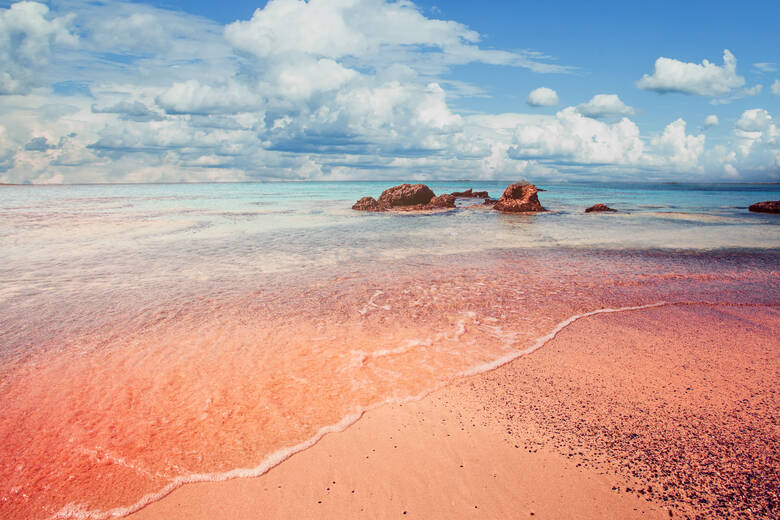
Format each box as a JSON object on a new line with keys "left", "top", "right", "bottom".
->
{"left": 0, "top": 182, "right": 778, "bottom": 519}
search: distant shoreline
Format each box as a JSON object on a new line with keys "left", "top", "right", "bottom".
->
{"left": 1, "top": 180, "right": 779, "bottom": 186}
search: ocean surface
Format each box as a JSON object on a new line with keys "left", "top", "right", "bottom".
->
{"left": 1, "top": 181, "right": 778, "bottom": 519}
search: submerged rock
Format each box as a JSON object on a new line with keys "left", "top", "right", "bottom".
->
{"left": 493, "top": 183, "right": 546, "bottom": 213}
{"left": 451, "top": 188, "right": 489, "bottom": 198}
{"left": 585, "top": 203, "right": 617, "bottom": 213}
{"left": 748, "top": 200, "right": 780, "bottom": 214}
{"left": 377, "top": 183, "right": 435, "bottom": 207}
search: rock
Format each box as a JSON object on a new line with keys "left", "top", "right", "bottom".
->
{"left": 426, "top": 193, "right": 456, "bottom": 209}
{"left": 748, "top": 200, "right": 780, "bottom": 214}
{"left": 585, "top": 203, "right": 617, "bottom": 213}
{"left": 352, "top": 184, "right": 453, "bottom": 212}
{"left": 483, "top": 198, "right": 498, "bottom": 205}
{"left": 450, "top": 189, "right": 490, "bottom": 198}
{"left": 493, "top": 183, "right": 546, "bottom": 213}
{"left": 352, "top": 196, "right": 387, "bottom": 211}
{"left": 377, "top": 183, "right": 435, "bottom": 207}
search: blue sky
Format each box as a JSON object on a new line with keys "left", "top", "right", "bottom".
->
{"left": 0, "top": 0, "right": 778, "bottom": 183}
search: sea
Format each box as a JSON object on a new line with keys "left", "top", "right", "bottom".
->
{"left": 1, "top": 181, "right": 778, "bottom": 519}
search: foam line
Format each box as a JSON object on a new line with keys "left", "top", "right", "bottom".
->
{"left": 459, "top": 301, "right": 669, "bottom": 377}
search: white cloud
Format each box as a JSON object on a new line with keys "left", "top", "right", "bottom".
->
{"left": 526, "top": 87, "right": 559, "bottom": 107}
{"left": 772, "top": 80, "right": 780, "bottom": 96}
{"left": 731, "top": 109, "right": 779, "bottom": 177}
{"left": 651, "top": 119, "right": 705, "bottom": 169}
{"left": 91, "top": 12, "right": 170, "bottom": 54}
{"left": 753, "top": 62, "right": 777, "bottom": 73}
{"left": 92, "top": 101, "right": 163, "bottom": 121}
{"left": 736, "top": 108, "right": 772, "bottom": 132}
{"left": 0, "top": 1, "right": 77, "bottom": 94}
{"left": 636, "top": 49, "right": 745, "bottom": 97}
{"left": 709, "top": 83, "right": 763, "bottom": 105}
{"left": 723, "top": 163, "right": 739, "bottom": 178}
{"left": 156, "top": 80, "right": 264, "bottom": 115}
{"left": 272, "top": 57, "right": 358, "bottom": 101}
{"left": 224, "top": 0, "right": 571, "bottom": 74}
{"left": 703, "top": 114, "right": 719, "bottom": 129}
{"left": 576, "top": 94, "right": 635, "bottom": 119}
{"left": 508, "top": 107, "right": 643, "bottom": 165}
{"left": 0, "top": 1, "right": 778, "bottom": 184}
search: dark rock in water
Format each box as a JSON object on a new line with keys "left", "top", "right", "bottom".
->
{"left": 585, "top": 203, "right": 617, "bottom": 213}
{"left": 377, "top": 183, "right": 435, "bottom": 207}
{"left": 352, "top": 196, "right": 388, "bottom": 211}
{"left": 483, "top": 198, "right": 498, "bottom": 205}
{"left": 451, "top": 188, "right": 490, "bottom": 198}
{"left": 426, "top": 193, "right": 456, "bottom": 209}
{"left": 352, "top": 184, "right": 452, "bottom": 212}
{"left": 493, "top": 183, "right": 545, "bottom": 213}
{"left": 748, "top": 200, "right": 780, "bottom": 214}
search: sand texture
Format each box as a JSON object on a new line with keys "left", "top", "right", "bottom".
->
{"left": 129, "top": 302, "right": 778, "bottom": 519}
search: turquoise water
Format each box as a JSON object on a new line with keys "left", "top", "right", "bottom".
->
{"left": 1, "top": 182, "right": 778, "bottom": 293}
{"left": 2, "top": 180, "right": 777, "bottom": 340}
{"left": 2, "top": 182, "right": 778, "bottom": 268}
{"left": 1, "top": 180, "right": 778, "bottom": 340}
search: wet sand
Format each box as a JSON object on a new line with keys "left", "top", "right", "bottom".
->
{"left": 129, "top": 302, "right": 778, "bottom": 520}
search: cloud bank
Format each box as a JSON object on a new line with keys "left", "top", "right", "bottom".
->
{"left": 0, "top": 1, "right": 777, "bottom": 184}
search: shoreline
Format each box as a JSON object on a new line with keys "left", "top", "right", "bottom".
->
{"left": 127, "top": 302, "right": 778, "bottom": 520}
{"left": 4, "top": 247, "right": 777, "bottom": 520}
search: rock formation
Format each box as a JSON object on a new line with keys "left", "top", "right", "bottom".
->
{"left": 377, "top": 183, "right": 435, "bottom": 207}
{"left": 451, "top": 188, "right": 489, "bottom": 198}
{"left": 352, "top": 184, "right": 454, "bottom": 212}
{"left": 352, "top": 197, "right": 387, "bottom": 211}
{"left": 427, "top": 193, "right": 456, "bottom": 208}
{"left": 493, "top": 183, "right": 546, "bottom": 213}
{"left": 748, "top": 200, "right": 780, "bottom": 214}
{"left": 585, "top": 203, "right": 617, "bottom": 213}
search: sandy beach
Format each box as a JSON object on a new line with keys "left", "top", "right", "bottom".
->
{"left": 129, "top": 303, "right": 778, "bottom": 519}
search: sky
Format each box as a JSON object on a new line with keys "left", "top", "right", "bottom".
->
{"left": 0, "top": 0, "right": 778, "bottom": 184}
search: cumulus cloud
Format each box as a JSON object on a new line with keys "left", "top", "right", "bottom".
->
{"left": 0, "top": 0, "right": 778, "bottom": 184}
{"left": 576, "top": 94, "right": 635, "bottom": 119}
{"left": 508, "top": 107, "right": 643, "bottom": 165}
{"left": 772, "top": 80, "right": 780, "bottom": 96}
{"left": 703, "top": 114, "right": 719, "bottom": 129}
{"left": 731, "top": 109, "right": 779, "bottom": 178}
{"left": 156, "top": 80, "right": 264, "bottom": 115}
{"left": 0, "top": 1, "right": 78, "bottom": 94}
{"left": 651, "top": 119, "right": 705, "bottom": 170}
{"left": 526, "top": 87, "right": 559, "bottom": 107}
{"left": 636, "top": 49, "right": 745, "bottom": 97}
{"left": 736, "top": 108, "right": 773, "bottom": 132}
